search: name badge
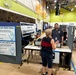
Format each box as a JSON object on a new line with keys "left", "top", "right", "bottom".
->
{"left": 55, "top": 37, "right": 57, "bottom": 40}
{"left": 58, "top": 31, "right": 60, "bottom": 33}
{"left": 56, "top": 43, "right": 60, "bottom": 48}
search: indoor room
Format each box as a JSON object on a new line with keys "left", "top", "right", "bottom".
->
{"left": 0, "top": 0, "right": 76, "bottom": 75}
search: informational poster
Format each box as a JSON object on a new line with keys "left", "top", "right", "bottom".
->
{"left": 0, "top": 26, "right": 16, "bottom": 56}
{"left": 21, "top": 24, "right": 34, "bottom": 35}
{"left": 20, "top": 22, "right": 36, "bottom": 37}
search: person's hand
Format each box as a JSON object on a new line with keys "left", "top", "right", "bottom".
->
{"left": 61, "top": 42, "right": 63, "bottom": 46}
{"left": 55, "top": 40, "right": 59, "bottom": 44}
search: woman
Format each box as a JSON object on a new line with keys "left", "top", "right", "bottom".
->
{"left": 41, "top": 29, "right": 58, "bottom": 75}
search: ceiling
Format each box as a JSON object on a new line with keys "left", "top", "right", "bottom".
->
{"left": 44, "top": 0, "right": 76, "bottom": 12}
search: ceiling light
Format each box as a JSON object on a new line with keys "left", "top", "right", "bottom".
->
{"left": 54, "top": 0, "right": 57, "bottom": 3}
{"left": 71, "top": 8, "right": 73, "bottom": 11}
{"left": 75, "top": 5, "right": 76, "bottom": 7}
{"left": 54, "top": 6, "right": 56, "bottom": 9}
{"left": 47, "top": 6, "right": 49, "bottom": 9}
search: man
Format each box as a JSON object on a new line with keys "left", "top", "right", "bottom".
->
{"left": 52, "top": 23, "right": 64, "bottom": 47}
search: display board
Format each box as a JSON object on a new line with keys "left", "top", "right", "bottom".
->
{"left": 0, "top": 26, "right": 16, "bottom": 56}
{"left": 20, "top": 22, "right": 36, "bottom": 37}
{"left": 0, "top": 22, "right": 22, "bottom": 64}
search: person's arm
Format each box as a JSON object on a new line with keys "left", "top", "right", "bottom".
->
{"left": 40, "top": 38, "right": 43, "bottom": 46}
{"left": 40, "top": 40, "right": 42, "bottom": 46}
{"left": 62, "top": 36, "right": 64, "bottom": 42}
{"left": 51, "top": 39, "right": 56, "bottom": 50}
{"left": 65, "top": 32, "right": 68, "bottom": 39}
{"left": 51, "top": 29, "right": 53, "bottom": 38}
{"left": 61, "top": 30, "right": 64, "bottom": 43}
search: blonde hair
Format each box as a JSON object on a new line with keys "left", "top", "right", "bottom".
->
{"left": 45, "top": 29, "right": 52, "bottom": 37}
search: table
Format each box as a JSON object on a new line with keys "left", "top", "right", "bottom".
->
{"left": 24, "top": 45, "right": 72, "bottom": 70}
{"left": 24, "top": 45, "right": 71, "bottom": 52}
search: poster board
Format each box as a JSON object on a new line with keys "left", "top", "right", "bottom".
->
{"left": 0, "top": 26, "right": 16, "bottom": 56}
{"left": 20, "top": 22, "right": 36, "bottom": 37}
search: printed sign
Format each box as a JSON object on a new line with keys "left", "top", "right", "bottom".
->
{"left": 0, "top": 26, "right": 16, "bottom": 56}
{"left": 20, "top": 22, "right": 36, "bottom": 37}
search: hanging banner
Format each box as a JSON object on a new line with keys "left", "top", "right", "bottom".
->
{"left": 0, "top": 26, "right": 16, "bottom": 56}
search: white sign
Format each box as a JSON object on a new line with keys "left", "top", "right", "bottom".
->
{"left": 21, "top": 25, "right": 34, "bottom": 34}
{"left": 0, "top": 42, "right": 16, "bottom": 56}
{"left": 20, "top": 22, "right": 36, "bottom": 37}
{"left": 0, "top": 26, "right": 15, "bottom": 41}
{"left": 0, "top": 26, "right": 16, "bottom": 56}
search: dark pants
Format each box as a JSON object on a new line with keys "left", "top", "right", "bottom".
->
{"left": 41, "top": 51, "right": 53, "bottom": 68}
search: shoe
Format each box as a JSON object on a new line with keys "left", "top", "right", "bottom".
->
{"left": 42, "top": 74, "right": 46, "bottom": 75}
{"left": 46, "top": 72, "right": 53, "bottom": 75}
{"left": 46, "top": 72, "right": 48, "bottom": 75}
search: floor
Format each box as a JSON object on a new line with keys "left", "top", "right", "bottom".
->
{"left": 0, "top": 50, "right": 76, "bottom": 75}
{"left": 0, "top": 62, "right": 75, "bottom": 75}
{"left": 0, "top": 62, "right": 42, "bottom": 75}
{"left": 72, "top": 50, "right": 76, "bottom": 68}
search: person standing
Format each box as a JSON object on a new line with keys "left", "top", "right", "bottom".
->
{"left": 52, "top": 23, "right": 64, "bottom": 47}
{"left": 41, "top": 29, "right": 58, "bottom": 75}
